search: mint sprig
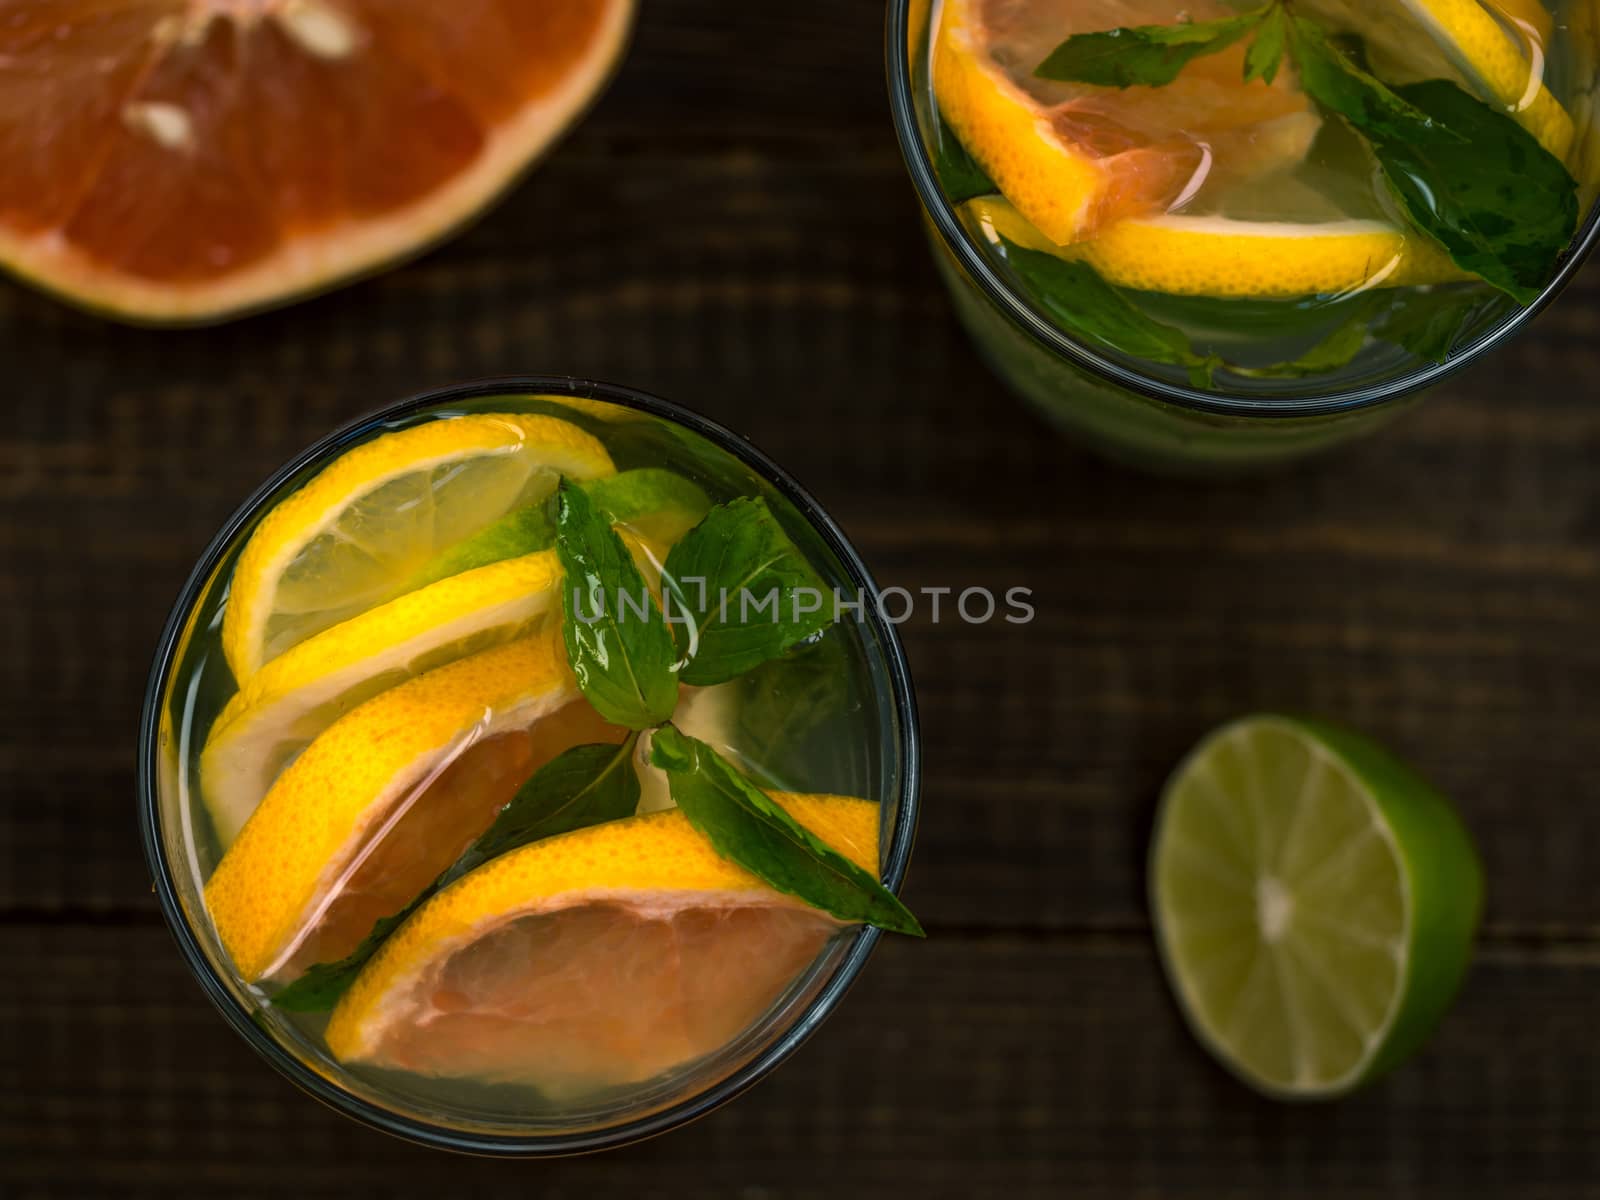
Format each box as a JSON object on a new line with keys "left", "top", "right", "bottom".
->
{"left": 933, "top": 117, "right": 998, "bottom": 205}
{"left": 273, "top": 485, "right": 921, "bottom": 1013}
{"left": 1357, "top": 84, "right": 1576, "bottom": 305}
{"left": 999, "top": 236, "right": 1223, "bottom": 387}
{"left": 410, "top": 469, "right": 710, "bottom": 591}
{"left": 1035, "top": 5, "right": 1270, "bottom": 88}
{"left": 1029, "top": 3, "right": 1579, "bottom": 304}
{"left": 556, "top": 479, "right": 680, "bottom": 729}
{"left": 272, "top": 737, "right": 641, "bottom": 1011}
{"left": 651, "top": 725, "right": 922, "bottom": 937}
{"left": 1242, "top": 4, "right": 1288, "bottom": 85}
{"left": 662, "top": 497, "right": 834, "bottom": 686}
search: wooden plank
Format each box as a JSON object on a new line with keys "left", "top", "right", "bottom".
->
{"left": 0, "top": 257, "right": 1594, "bottom": 929}
{"left": 3, "top": 926, "right": 1597, "bottom": 1197}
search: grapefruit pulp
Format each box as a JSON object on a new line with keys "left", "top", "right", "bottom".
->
{"left": 0, "top": 0, "right": 634, "bottom": 322}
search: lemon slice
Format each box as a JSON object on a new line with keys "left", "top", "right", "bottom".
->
{"left": 200, "top": 551, "right": 566, "bottom": 848}
{"left": 932, "top": 0, "right": 1322, "bottom": 244}
{"left": 1151, "top": 716, "right": 1482, "bottom": 1099}
{"left": 325, "top": 794, "right": 879, "bottom": 1093}
{"left": 967, "top": 196, "right": 1467, "bottom": 299}
{"left": 1299, "top": 0, "right": 1574, "bottom": 160}
{"left": 205, "top": 631, "right": 611, "bottom": 984}
{"left": 222, "top": 413, "right": 614, "bottom": 680}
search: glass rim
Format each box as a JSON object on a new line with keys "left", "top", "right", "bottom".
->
{"left": 884, "top": 0, "right": 1600, "bottom": 420}
{"left": 136, "top": 374, "right": 923, "bottom": 1156}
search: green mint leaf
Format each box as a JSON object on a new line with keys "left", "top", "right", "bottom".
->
{"left": 1243, "top": 4, "right": 1288, "bottom": 84}
{"left": 585, "top": 469, "right": 712, "bottom": 547}
{"left": 271, "top": 739, "right": 641, "bottom": 1012}
{"left": 447, "top": 738, "right": 640, "bottom": 882}
{"left": 556, "top": 479, "right": 680, "bottom": 729}
{"left": 662, "top": 497, "right": 835, "bottom": 687}
{"left": 409, "top": 502, "right": 557, "bottom": 589}
{"left": 1285, "top": 17, "right": 1461, "bottom": 144}
{"left": 1232, "top": 294, "right": 1386, "bottom": 379}
{"left": 1367, "top": 81, "right": 1579, "bottom": 305}
{"left": 271, "top": 906, "right": 416, "bottom": 1012}
{"left": 1286, "top": 19, "right": 1574, "bottom": 302}
{"left": 1035, "top": 6, "right": 1269, "bottom": 88}
{"left": 408, "top": 469, "right": 710, "bottom": 589}
{"left": 934, "top": 118, "right": 997, "bottom": 205}
{"left": 999, "top": 236, "right": 1223, "bottom": 387}
{"left": 1373, "top": 285, "right": 1501, "bottom": 365}
{"left": 650, "top": 725, "right": 922, "bottom": 936}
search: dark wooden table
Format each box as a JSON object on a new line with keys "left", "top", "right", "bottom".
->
{"left": 4, "top": 2, "right": 1598, "bottom": 1195}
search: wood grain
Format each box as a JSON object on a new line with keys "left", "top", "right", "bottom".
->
{"left": 1, "top": 0, "right": 1597, "bottom": 1193}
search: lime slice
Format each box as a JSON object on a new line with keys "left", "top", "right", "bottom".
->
{"left": 1150, "top": 715, "right": 1483, "bottom": 1099}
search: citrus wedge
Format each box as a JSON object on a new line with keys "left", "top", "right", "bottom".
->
{"left": 222, "top": 413, "right": 613, "bottom": 680}
{"left": 324, "top": 794, "right": 880, "bottom": 1094}
{"left": 1298, "top": 0, "right": 1574, "bottom": 160}
{"left": 1150, "top": 716, "right": 1483, "bottom": 1099}
{"left": 204, "top": 631, "right": 630, "bottom": 984}
{"left": 0, "top": 0, "right": 634, "bottom": 323}
{"left": 968, "top": 196, "right": 1467, "bottom": 299}
{"left": 933, "top": 0, "right": 1323, "bottom": 245}
{"left": 201, "top": 550, "right": 565, "bottom": 847}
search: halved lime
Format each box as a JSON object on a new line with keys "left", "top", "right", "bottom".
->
{"left": 1150, "top": 715, "right": 1483, "bottom": 1100}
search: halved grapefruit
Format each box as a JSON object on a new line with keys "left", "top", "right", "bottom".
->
{"left": 0, "top": 0, "right": 634, "bottom": 323}
{"left": 324, "top": 794, "right": 880, "bottom": 1096}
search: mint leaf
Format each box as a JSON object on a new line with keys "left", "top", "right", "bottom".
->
{"left": 999, "top": 237, "right": 1223, "bottom": 387}
{"left": 650, "top": 725, "right": 922, "bottom": 936}
{"left": 1368, "top": 81, "right": 1578, "bottom": 305}
{"left": 409, "top": 502, "right": 556, "bottom": 589}
{"left": 271, "top": 739, "right": 640, "bottom": 1012}
{"left": 556, "top": 479, "right": 679, "bottom": 728}
{"left": 1373, "top": 285, "right": 1501, "bottom": 365}
{"left": 662, "top": 497, "right": 834, "bottom": 687}
{"left": 1035, "top": 6, "right": 1269, "bottom": 88}
{"left": 1243, "top": 4, "right": 1288, "bottom": 84}
{"left": 1285, "top": 17, "right": 1459, "bottom": 143}
{"left": 585, "top": 469, "right": 711, "bottom": 543}
{"left": 1232, "top": 294, "right": 1386, "bottom": 379}
{"left": 409, "top": 470, "right": 710, "bottom": 589}
{"left": 271, "top": 905, "right": 415, "bottom": 1012}
{"left": 450, "top": 737, "right": 640, "bottom": 879}
{"left": 1287, "top": 19, "right": 1576, "bottom": 303}
{"left": 934, "top": 118, "right": 996, "bottom": 205}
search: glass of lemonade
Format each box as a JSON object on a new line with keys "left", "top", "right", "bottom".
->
{"left": 889, "top": 0, "right": 1600, "bottom": 472}
{"left": 138, "top": 377, "right": 920, "bottom": 1153}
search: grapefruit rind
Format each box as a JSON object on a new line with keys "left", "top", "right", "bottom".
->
{"left": 204, "top": 631, "right": 577, "bottom": 983}
{"left": 201, "top": 549, "right": 566, "bottom": 847}
{"left": 324, "top": 794, "right": 882, "bottom": 1064}
{"left": 967, "top": 196, "right": 1469, "bottom": 299}
{"left": 221, "top": 413, "right": 613, "bottom": 681}
{"left": 0, "top": 0, "right": 636, "bottom": 324}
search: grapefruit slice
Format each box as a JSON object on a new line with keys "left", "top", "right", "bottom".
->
{"left": 0, "top": 0, "right": 634, "bottom": 323}
{"left": 967, "top": 195, "right": 1466, "bottom": 299}
{"left": 933, "top": 0, "right": 1323, "bottom": 244}
{"left": 204, "top": 631, "right": 629, "bottom": 984}
{"left": 201, "top": 549, "right": 566, "bottom": 848}
{"left": 221, "top": 413, "right": 614, "bottom": 681}
{"left": 324, "top": 795, "right": 881, "bottom": 1095}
